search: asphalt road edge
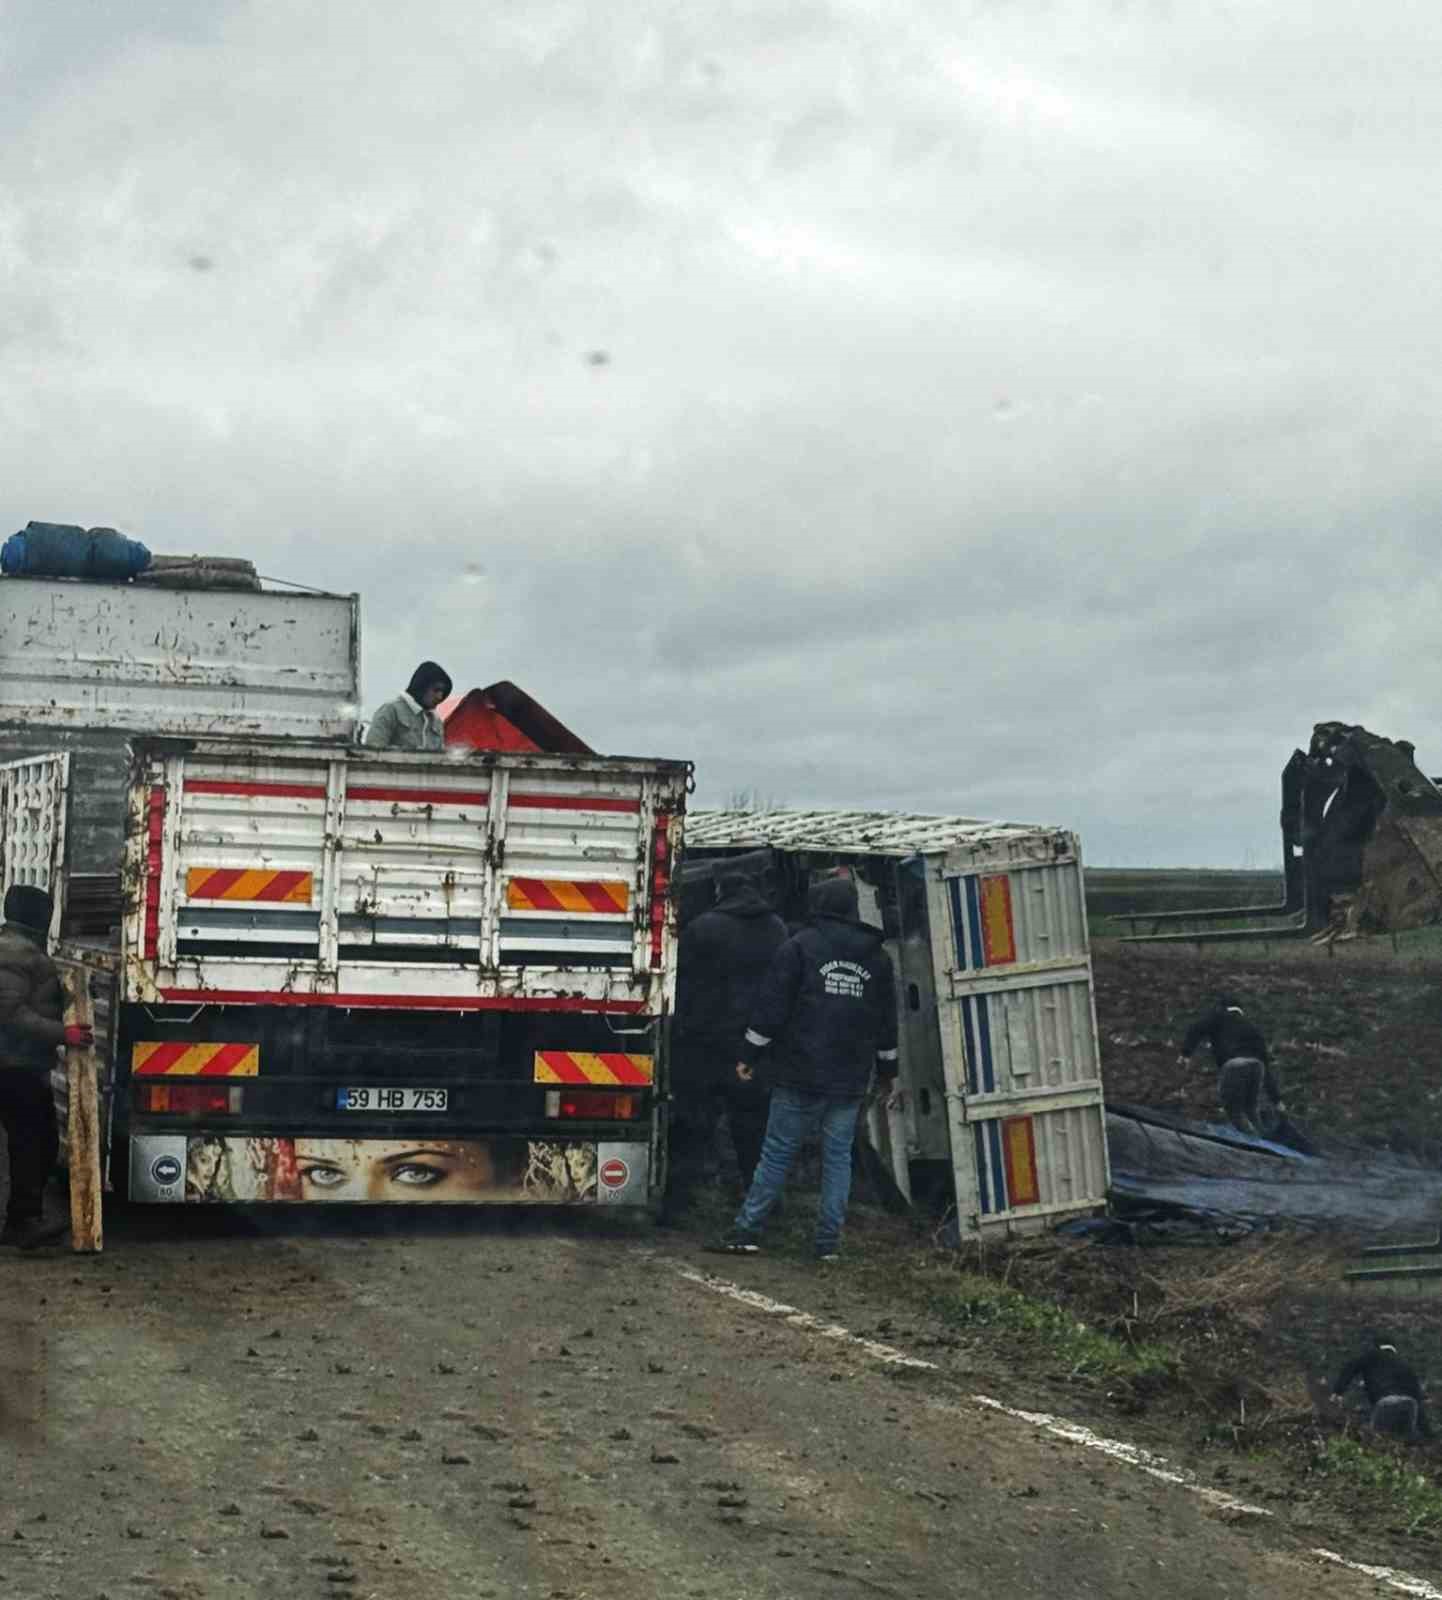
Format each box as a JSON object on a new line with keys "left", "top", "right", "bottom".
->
{"left": 673, "top": 1261, "right": 1442, "bottom": 1600}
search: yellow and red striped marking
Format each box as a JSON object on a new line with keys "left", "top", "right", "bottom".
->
{"left": 979, "top": 875, "right": 1017, "bottom": 966}
{"left": 185, "top": 867, "right": 314, "bottom": 904}
{"left": 133, "top": 1042, "right": 260, "bottom": 1077}
{"left": 1000, "top": 1114, "right": 1040, "bottom": 1207}
{"left": 507, "top": 878, "right": 629, "bottom": 915}
{"left": 533, "top": 1051, "right": 653, "bottom": 1086}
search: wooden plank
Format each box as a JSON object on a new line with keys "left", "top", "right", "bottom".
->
{"left": 63, "top": 975, "right": 102, "bottom": 1254}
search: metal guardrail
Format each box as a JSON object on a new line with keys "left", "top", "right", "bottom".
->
{"left": 1119, "top": 909, "right": 1311, "bottom": 944}
{"left": 1343, "top": 1222, "right": 1442, "bottom": 1294}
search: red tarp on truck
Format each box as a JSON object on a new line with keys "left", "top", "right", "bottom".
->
{"left": 440, "top": 681, "right": 593, "bottom": 755}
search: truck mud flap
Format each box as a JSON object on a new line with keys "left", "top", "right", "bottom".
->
{"left": 125, "top": 1134, "right": 652, "bottom": 1206}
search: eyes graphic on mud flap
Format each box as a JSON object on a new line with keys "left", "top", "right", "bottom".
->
{"left": 300, "top": 1157, "right": 447, "bottom": 1192}
{"left": 290, "top": 1141, "right": 501, "bottom": 1200}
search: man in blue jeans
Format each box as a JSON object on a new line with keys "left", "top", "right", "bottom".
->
{"left": 713, "top": 876, "right": 899, "bottom": 1262}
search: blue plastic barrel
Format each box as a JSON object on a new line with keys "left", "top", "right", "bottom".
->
{"left": 0, "top": 522, "right": 151, "bottom": 580}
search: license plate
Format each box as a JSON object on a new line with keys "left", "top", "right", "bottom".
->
{"left": 336, "top": 1087, "right": 449, "bottom": 1112}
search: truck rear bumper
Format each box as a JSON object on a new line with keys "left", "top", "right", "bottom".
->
{"left": 128, "top": 1133, "right": 650, "bottom": 1207}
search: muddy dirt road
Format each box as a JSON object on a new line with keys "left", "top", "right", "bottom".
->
{"left": 0, "top": 1214, "right": 1419, "bottom": 1600}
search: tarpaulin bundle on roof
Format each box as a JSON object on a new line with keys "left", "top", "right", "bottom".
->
{"left": 134, "top": 555, "right": 260, "bottom": 592}
{"left": 1, "top": 521, "right": 151, "bottom": 581}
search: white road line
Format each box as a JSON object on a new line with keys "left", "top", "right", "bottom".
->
{"left": 676, "top": 1263, "right": 1442, "bottom": 1600}
{"left": 674, "top": 1265, "right": 938, "bottom": 1370}
{"left": 1312, "top": 1549, "right": 1442, "bottom": 1598}
{"left": 966, "top": 1394, "right": 1271, "bottom": 1517}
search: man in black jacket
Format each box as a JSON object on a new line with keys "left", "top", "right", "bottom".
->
{"left": 1178, "top": 997, "right": 1282, "bottom": 1135}
{"left": 1331, "top": 1336, "right": 1431, "bottom": 1439}
{"left": 0, "top": 885, "right": 92, "bottom": 1248}
{"left": 715, "top": 876, "right": 898, "bottom": 1262}
{"left": 663, "top": 871, "right": 787, "bottom": 1220}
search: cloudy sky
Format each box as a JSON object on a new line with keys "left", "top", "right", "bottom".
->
{"left": 3, "top": 1, "right": 1439, "bottom": 866}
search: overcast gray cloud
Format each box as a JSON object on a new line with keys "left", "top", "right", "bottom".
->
{"left": 3, "top": 0, "right": 1439, "bottom": 866}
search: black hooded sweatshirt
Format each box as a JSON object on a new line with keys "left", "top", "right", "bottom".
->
{"left": 739, "top": 878, "right": 899, "bottom": 1100}
{"left": 675, "top": 874, "right": 788, "bottom": 1057}
{"left": 1181, "top": 1005, "right": 1270, "bottom": 1069}
{"left": 1332, "top": 1343, "right": 1431, "bottom": 1434}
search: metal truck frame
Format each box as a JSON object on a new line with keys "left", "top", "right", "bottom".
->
{"left": 113, "top": 736, "right": 689, "bottom": 1209}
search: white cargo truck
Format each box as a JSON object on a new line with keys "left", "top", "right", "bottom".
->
{"left": 0, "top": 574, "right": 687, "bottom": 1212}
{"left": 6, "top": 732, "right": 687, "bottom": 1210}
{"left": 116, "top": 737, "right": 686, "bottom": 1208}
{"left": 681, "top": 809, "right": 1111, "bottom": 1240}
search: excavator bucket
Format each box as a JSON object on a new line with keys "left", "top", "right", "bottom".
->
{"left": 1124, "top": 722, "right": 1442, "bottom": 944}
{"left": 1309, "top": 724, "right": 1442, "bottom": 940}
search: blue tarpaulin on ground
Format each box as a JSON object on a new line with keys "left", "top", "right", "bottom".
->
{"left": 1101, "top": 1104, "right": 1442, "bottom": 1235}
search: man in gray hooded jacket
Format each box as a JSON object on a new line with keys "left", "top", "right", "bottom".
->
{"left": 364, "top": 661, "right": 453, "bottom": 751}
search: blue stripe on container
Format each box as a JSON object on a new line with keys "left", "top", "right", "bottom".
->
{"left": 975, "top": 993, "right": 996, "bottom": 1093}
{"left": 987, "top": 1120, "right": 1007, "bottom": 1211}
{"left": 948, "top": 878, "right": 969, "bottom": 970}
{"left": 960, "top": 997, "right": 979, "bottom": 1093}
{"left": 975, "top": 1124, "right": 992, "bottom": 1214}
{"left": 965, "top": 877, "right": 985, "bottom": 971}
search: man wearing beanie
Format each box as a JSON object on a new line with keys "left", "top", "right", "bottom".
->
{"left": 0, "top": 884, "right": 91, "bottom": 1249}
{"left": 364, "top": 661, "right": 454, "bottom": 751}
{"left": 664, "top": 868, "right": 787, "bottom": 1222}
{"left": 715, "top": 873, "right": 899, "bottom": 1262}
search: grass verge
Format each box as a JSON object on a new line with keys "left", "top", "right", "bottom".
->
{"left": 1308, "top": 1436, "right": 1442, "bottom": 1535}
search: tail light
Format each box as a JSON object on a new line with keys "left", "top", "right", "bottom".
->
{"left": 648, "top": 814, "right": 671, "bottom": 969}
{"left": 140, "top": 1083, "right": 243, "bottom": 1115}
{"left": 545, "top": 1089, "right": 640, "bottom": 1121}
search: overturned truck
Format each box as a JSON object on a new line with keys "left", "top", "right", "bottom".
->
{"left": 1128, "top": 722, "right": 1442, "bottom": 944}
{"left": 682, "top": 810, "right": 1110, "bottom": 1239}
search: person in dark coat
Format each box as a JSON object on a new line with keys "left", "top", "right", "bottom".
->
{"left": 364, "top": 661, "right": 453, "bottom": 751}
{"left": 716, "top": 876, "right": 899, "bottom": 1261}
{"left": 664, "top": 871, "right": 787, "bottom": 1221}
{"left": 0, "top": 885, "right": 92, "bottom": 1249}
{"left": 1331, "top": 1336, "right": 1431, "bottom": 1439}
{"left": 1178, "top": 997, "right": 1282, "bottom": 1135}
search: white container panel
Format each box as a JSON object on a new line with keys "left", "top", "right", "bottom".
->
{"left": 0, "top": 580, "right": 359, "bottom": 738}
{"left": 952, "top": 979, "right": 1101, "bottom": 1101}
{"left": 970, "top": 1103, "right": 1108, "bottom": 1223}
{"left": 941, "top": 858, "right": 1088, "bottom": 974}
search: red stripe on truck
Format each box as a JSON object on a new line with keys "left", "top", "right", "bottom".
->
{"left": 144, "top": 787, "right": 166, "bottom": 963}
{"left": 184, "top": 780, "right": 327, "bottom": 800}
{"left": 508, "top": 793, "right": 640, "bottom": 813}
{"left": 345, "top": 786, "right": 490, "bottom": 806}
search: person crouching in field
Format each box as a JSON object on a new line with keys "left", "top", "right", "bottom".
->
{"left": 1177, "top": 996, "right": 1283, "bottom": 1136}
{"left": 1330, "top": 1335, "right": 1432, "bottom": 1440}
